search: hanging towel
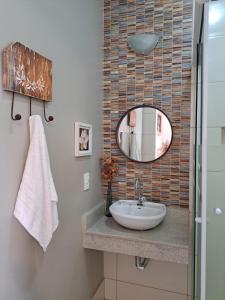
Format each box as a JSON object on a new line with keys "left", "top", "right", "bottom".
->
{"left": 120, "top": 132, "right": 130, "bottom": 156}
{"left": 130, "top": 133, "right": 142, "bottom": 161}
{"left": 14, "top": 115, "right": 58, "bottom": 251}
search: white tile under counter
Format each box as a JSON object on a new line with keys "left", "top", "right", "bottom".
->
{"left": 82, "top": 203, "right": 189, "bottom": 264}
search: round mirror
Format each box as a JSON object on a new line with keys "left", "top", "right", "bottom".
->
{"left": 116, "top": 105, "right": 173, "bottom": 163}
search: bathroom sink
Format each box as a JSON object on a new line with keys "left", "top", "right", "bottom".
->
{"left": 109, "top": 200, "right": 166, "bottom": 230}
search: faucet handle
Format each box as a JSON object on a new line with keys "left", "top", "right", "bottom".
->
{"left": 137, "top": 196, "right": 146, "bottom": 206}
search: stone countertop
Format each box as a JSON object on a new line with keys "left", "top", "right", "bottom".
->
{"left": 82, "top": 203, "right": 189, "bottom": 264}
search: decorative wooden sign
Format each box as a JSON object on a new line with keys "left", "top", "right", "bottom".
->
{"left": 2, "top": 42, "right": 52, "bottom": 101}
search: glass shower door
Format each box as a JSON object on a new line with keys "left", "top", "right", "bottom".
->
{"left": 195, "top": 1, "right": 225, "bottom": 299}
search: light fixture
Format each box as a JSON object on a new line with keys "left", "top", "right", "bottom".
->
{"left": 128, "top": 33, "right": 159, "bottom": 55}
{"left": 209, "top": 8, "right": 221, "bottom": 24}
{"left": 209, "top": 2, "right": 225, "bottom": 25}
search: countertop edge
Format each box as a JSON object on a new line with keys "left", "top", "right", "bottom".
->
{"left": 83, "top": 232, "right": 189, "bottom": 264}
{"left": 86, "top": 227, "right": 189, "bottom": 250}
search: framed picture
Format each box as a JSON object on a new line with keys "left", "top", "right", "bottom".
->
{"left": 157, "top": 113, "right": 162, "bottom": 135}
{"left": 128, "top": 110, "right": 136, "bottom": 127}
{"left": 75, "top": 122, "right": 92, "bottom": 157}
{"left": 3, "top": 42, "right": 52, "bottom": 101}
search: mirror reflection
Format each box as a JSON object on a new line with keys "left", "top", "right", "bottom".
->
{"left": 117, "top": 106, "right": 172, "bottom": 162}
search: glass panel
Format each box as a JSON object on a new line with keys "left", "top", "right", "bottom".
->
{"left": 194, "top": 42, "right": 203, "bottom": 300}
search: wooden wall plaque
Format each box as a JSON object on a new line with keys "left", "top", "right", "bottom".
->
{"left": 2, "top": 42, "right": 52, "bottom": 101}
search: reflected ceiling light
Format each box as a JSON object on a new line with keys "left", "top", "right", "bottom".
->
{"left": 128, "top": 34, "right": 159, "bottom": 55}
{"left": 209, "top": 8, "right": 221, "bottom": 24}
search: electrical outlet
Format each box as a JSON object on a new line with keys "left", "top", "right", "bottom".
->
{"left": 83, "top": 172, "right": 90, "bottom": 191}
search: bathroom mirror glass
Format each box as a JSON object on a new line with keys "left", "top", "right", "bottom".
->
{"left": 116, "top": 105, "right": 173, "bottom": 163}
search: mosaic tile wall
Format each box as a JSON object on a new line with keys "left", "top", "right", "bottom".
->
{"left": 103, "top": 0, "right": 192, "bottom": 207}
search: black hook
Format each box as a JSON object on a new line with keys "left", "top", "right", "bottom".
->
{"left": 30, "top": 97, "right": 32, "bottom": 116}
{"left": 11, "top": 92, "right": 22, "bottom": 120}
{"left": 43, "top": 101, "right": 54, "bottom": 122}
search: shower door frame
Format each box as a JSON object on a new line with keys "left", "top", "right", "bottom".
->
{"left": 194, "top": 3, "right": 209, "bottom": 300}
{"left": 200, "top": 3, "right": 208, "bottom": 299}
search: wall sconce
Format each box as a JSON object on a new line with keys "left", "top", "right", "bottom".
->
{"left": 128, "top": 33, "right": 159, "bottom": 55}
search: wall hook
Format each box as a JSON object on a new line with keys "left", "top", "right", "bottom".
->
{"left": 11, "top": 92, "right": 22, "bottom": 120}
{"left": 30, "top": 97, "right": 32, "bottom": 116}
{"left": 43, "top": 101, "right": 54, "bottom": 122}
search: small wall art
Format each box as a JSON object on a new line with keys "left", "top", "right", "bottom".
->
{"left": 157, "top": 113, "right": 162, "bottom": 135}
{"left": 75, "top": 122, "right": 92, "bottom": 157}
{"left": 2, "top": 42, "right": 52, "bottom": 101}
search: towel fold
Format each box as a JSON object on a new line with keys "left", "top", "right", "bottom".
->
{"left": 14, "top": 115, "right": 58, "bottom": 251}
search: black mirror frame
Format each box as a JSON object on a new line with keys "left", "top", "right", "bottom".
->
{"left": 116, "top": 104, "right": 173, "bottom": 163}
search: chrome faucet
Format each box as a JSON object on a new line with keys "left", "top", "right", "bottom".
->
{"left": 135, "top": 178, "right": 146, "bottom": 206}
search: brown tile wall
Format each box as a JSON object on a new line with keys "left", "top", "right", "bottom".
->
{"left": 103, "top": 0, "right": 192, "bottom": 207}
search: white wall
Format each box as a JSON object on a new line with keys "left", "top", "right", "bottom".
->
{"left": 0, "top": 1, "right": 104, "bottom": 299}
{"left": 206, "top": 1, "right": 225, "bottom": 298}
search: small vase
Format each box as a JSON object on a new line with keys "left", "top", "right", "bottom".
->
{"left": 105, "top": 181, "right": 112, "bottom": 217}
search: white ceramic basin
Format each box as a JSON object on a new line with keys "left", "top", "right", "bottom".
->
{"left": 109, "top": 200, "right": 166, "bottom": 230}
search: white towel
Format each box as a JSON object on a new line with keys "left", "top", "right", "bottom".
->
{"left": 130, "top": 133, "right": 142, "bottom": 161}
{"left": 120, "top": 132, "right": 130, "bottom": 156}
{"left": 14, "top": 115, "right": 58, "bottom": 251}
